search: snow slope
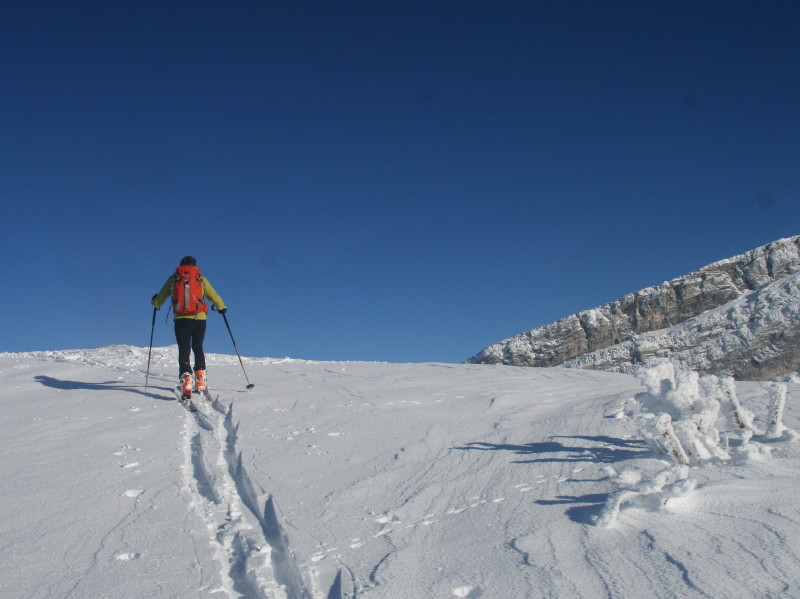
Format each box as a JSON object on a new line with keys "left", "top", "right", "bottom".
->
{"left": 2, "top": 346, "right": 800, "bottom": 599}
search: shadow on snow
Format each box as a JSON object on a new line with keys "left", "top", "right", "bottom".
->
{"left": 534, "top": 493, "right": 611, "bottom": 524}
{"left": 456, "top": 435, "right": 652, "bottom": 524}
{"left": 455, "top": 435, "right": 649, "bottom": 464}
{"left": 34, "top": 375, "right": 172, "bottom": 400}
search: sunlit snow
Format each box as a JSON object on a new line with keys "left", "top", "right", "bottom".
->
{"left": 2, "top": 345, "right": 799, "bottom": 598}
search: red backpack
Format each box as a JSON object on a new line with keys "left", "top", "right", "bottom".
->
{"left": 172, "top": 265, "right": 208, "bottom": 315}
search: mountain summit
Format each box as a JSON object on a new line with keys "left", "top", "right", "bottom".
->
{"left": 467, "top": 236, "right": 800, "bottom": 380}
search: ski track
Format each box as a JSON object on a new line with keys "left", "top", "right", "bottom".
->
{"left": 181, "top": 395, "right": 336, "bottom": 599}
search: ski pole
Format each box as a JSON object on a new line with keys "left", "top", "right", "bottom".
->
{"left": 145, "top": 306, "right": 157, "bottom": 393}
{"left": 220, "top": 310, "right": 255, "bottom": 389}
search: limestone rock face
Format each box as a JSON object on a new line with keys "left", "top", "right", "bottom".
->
{"left": 467, "top": 236, "right": 800, "bottom": 380}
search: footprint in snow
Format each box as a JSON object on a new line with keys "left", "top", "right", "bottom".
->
{"left": 113, "top": 445, "right": 139, "bottom": 457}
{"left": 453, "top": 585, "right": 483, "bottom": 598}
{"left": 115, "top": 552, "right": 141, "bottom": 561}
{"left": 374, "top": 513, "right": 400, "bottom": 525}
{"left": 123, "top": 489, "right": 144, "bottom": 498}
{"left": 374, "top": 516, "right": 399, "bottom": 537}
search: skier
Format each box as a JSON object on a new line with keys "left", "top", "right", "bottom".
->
{"left": 151, "top": 256, "right": 226, "bottom": 399}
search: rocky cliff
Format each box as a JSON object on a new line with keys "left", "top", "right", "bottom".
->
{"left": 467, "top": 236, "right": 800, "bottom": 380}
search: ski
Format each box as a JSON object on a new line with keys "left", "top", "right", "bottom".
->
{"left": 171, "top": 385, "right": 219, "bottom": 413}
{"left": 181, "top": 398, "right": 198, "bottom": 412}
{"left": 173, "top": 387, "right": 198, "bottom": 412}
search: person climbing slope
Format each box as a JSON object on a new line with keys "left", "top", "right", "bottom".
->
{"left": 151, "top": 256, "right": 226, "bottom": 400}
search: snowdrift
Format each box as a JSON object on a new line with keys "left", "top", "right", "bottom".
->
{"left": 2, "top": 346, "right": 800, "bottom": 598}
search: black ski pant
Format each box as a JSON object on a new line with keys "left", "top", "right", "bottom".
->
{"left": 174, "top": 318, "right": 207, "bottom": 379}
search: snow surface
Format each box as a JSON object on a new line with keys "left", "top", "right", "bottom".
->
{"left": 2, "top": 345, "right": 800, "bottom": 599}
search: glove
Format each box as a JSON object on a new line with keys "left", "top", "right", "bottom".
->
{"left": 151, "top": 294, "right": 159, "bottom": 308}
{"left": 218, "top": 307, "right": 227, "bottom": 315}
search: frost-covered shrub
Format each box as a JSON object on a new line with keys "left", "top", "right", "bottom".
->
{"left": 766, "top": 383, "right": 788, "bottom": 438}
{"left": 594, "top": 465, "right": 695, "bottom": 528}
{"left": 634, "top": 362, "right": 730, "bottom": 465}
{"left": 712, "top": 376, "right": 757, "bottom": 446}
{"left": 596, "top": 362, "right": 794, "bottom": 527}
{"left": 634, "top": 362, "right": 793, "bottom": 465}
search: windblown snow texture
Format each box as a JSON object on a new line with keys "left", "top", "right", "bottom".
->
{"left": 2, "top": 345, "right": 800, "bottom": 598}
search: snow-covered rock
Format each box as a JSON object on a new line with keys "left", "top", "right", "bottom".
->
{"left": 467, "top": 236, "right": 800, "bottom": 379}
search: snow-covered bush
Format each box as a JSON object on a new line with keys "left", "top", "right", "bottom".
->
{"left": 595, "top": 361, "right": 794, "bottom": 527}
{"left": 714, "top": 375, "right": 757, "bottom": 446}
{"left": 634, "top": 361, "right": 730, "bottom": 465}
{"left": 594, "top": 465, "right": 695, "bottom": 528}
{"left": 766, "top": 382, "right": 788, "bottom": 438}
{"left": 631, "top": 361, "right": 794, "bottom": 464}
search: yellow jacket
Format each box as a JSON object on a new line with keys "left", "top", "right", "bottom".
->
{"left": 152, "top": 274, "right": 226, "bottom": 320}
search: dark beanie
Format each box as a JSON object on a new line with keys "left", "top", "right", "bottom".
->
{"left": 180, "top": 256, "right": 197, "bottom": 266}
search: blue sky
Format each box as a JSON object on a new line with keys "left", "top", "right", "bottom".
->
{"left": 2, "top": 1, "right": 799, "bottom": 363}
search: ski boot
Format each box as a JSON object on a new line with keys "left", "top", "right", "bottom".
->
{"left": 195, "top": 370, "right": 206, "bottom": 394}
{"left": 180, "top": 372, "right": 193, "bottom": 400}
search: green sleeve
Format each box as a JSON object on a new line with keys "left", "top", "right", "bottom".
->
{"left": 202, "top": 277, "right": 226, "bottom": 311}
{"left": 152, "top": 276, "right": 173, "bottom": 308}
